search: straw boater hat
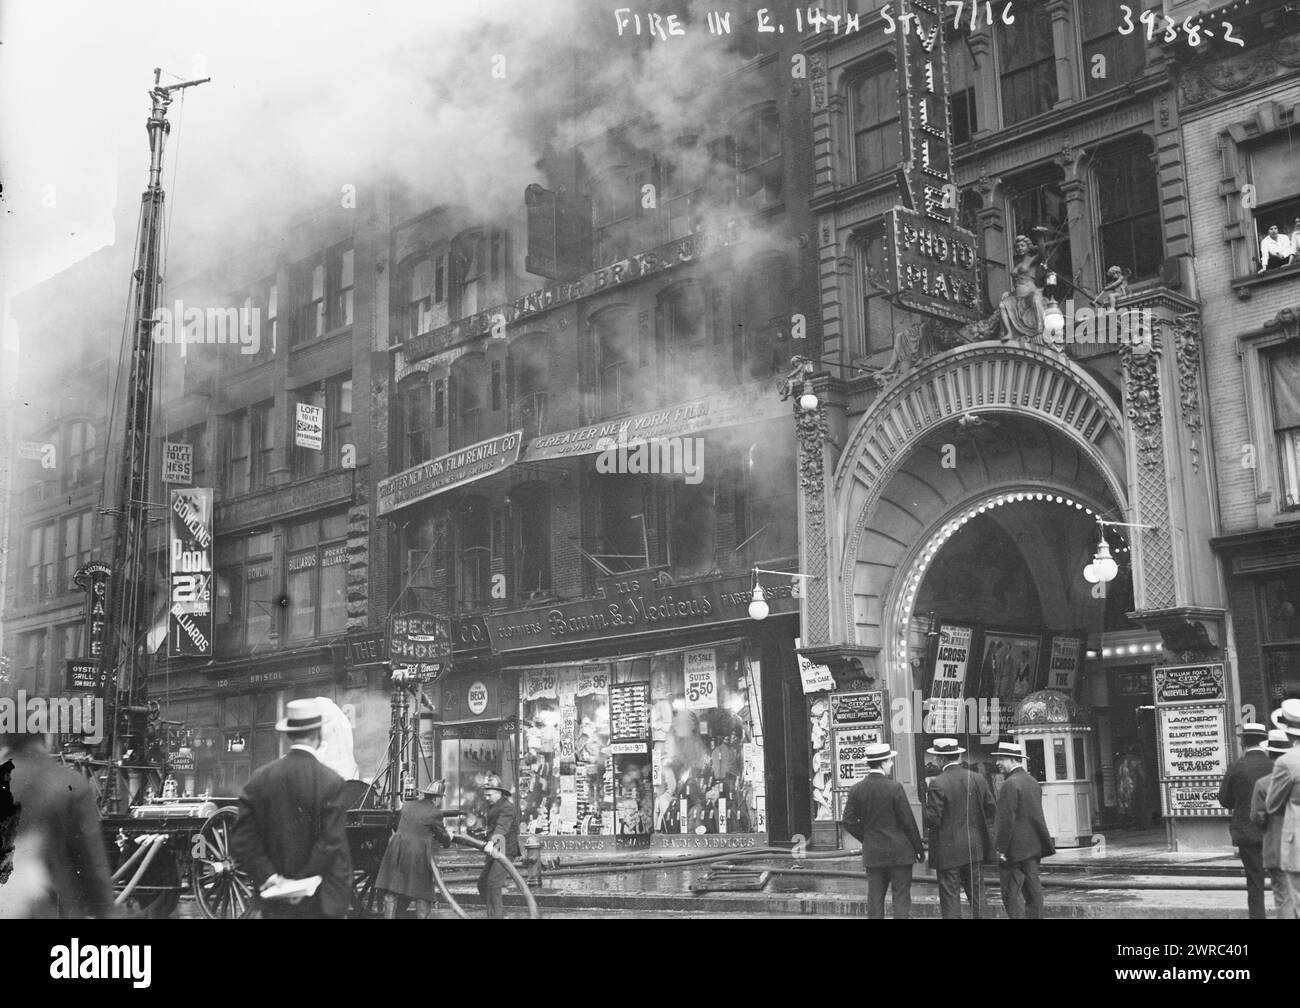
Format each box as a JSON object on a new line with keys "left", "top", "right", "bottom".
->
{"left": 864, "top": 742, "right": 897, "bottom": 763}
{"left": 1272, "top": 699, "right": 1300, "bottom": 738}
{"left": 1266, "top": 729, "right": 1294, "bottom": 756}
{"left": 989, "top": 740, "right": 1026, "bottom": 760}
{"left": 925, "top": 737, "right": 965, "bottom": 758}
{"left": 275, "top": 698, "right": 324, "bottom": 734}
{"left": 1240, "top": 721, "right": 1270, "bottom": 745}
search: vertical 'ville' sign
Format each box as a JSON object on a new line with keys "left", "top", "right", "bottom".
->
{"left": 896, "top": 0, "right": 955, "bottom": 223}
{"left": 883, "top": 0, "right": 981, "bottom": 324}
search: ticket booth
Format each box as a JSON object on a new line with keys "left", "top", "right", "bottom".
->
{"left": 1013, "top": 689, "right": 1094, "bottom": 848}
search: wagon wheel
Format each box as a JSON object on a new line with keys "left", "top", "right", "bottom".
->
{"left": 194, "top": 806, "right": 256, "bottom": 919}
{"left": 351, "top": 866, "right": 387, "bottom": 918}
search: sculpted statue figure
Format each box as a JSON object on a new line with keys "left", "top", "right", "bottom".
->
{"left": 997, "top": 228, "right": 1050, "bottom": 343}
{"left": 1098, "top": 265, "right": 1130, "bottom": 310}
{"left": 870, "top": 322, "right": 933, "bottom": 387}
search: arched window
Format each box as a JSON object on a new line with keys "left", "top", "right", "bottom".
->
{"left": 852, "top": 64, "right": 901, "bottom": 181}
{"left": 1006, "top": 164, "right": 1073, "bottom": 288}
{"left": 450, "top": 352, "right": 487, "bottom": 448}
{"left": 1093, "top": 137, "right": 1163, "bottom": 282}
{"left": 735, "top": 106, "right": 782, "bottom": 206}
{"left": 396, "top": 372, "right": 432, "bottom": 469}
{"left": 509, "top": 335, "right": 549, "bottom": 439}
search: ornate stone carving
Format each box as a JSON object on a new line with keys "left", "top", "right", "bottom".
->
{"left": 1121, "top": 329, "right": 1164, "bottom": 469}
{"left": 795, "top": 403, "right": 829, "bottom": 531}
{"left": 1172, "top": 312, "right": 1203, "bottom": 475}
{"left": 1178, "top": 39, "right": 1300, "bottom": 108}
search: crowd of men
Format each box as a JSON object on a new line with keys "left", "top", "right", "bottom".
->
{"left": 840, "top": 697, "right": 1300, "bottom": 920}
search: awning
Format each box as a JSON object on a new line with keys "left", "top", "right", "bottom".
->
{"left": 376, "top": 431, "right": 523, "bottom": 516}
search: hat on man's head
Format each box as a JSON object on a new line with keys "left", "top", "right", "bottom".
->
{"left": 1272, "top": 699, "right": 1300, "bottom": 738}
{"left": 864, "top": 742, "right": 897, "bottom": 763}
{"left": 275, "top": 698, "right": 324, "bottom": 734}
{"left": 989, "top": 740, "right": 1026, "bottom": 760}
{"left": 1266, "top": 729, "right": 1294, "bottom": 756}
{"left": 925, "top": 737, "right": 965, "bottom": 757}
{"left": 422, "top": 779, "right": 446, "bottom": 797}
{"left": 481, "top": 772, "right": 511, "bottom": 796}
{"left": 1240, "top": 721, "right": 1270, "bottom": 744}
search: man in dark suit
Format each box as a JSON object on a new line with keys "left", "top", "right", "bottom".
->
{"left": 0, "top": 733, "right": 113, "bottom": 918}
{"left": 991, "top": 740, "right": 1055, "bottom": 919}
{"left": 231, "top": 698, "right": 353, "bottom": 919}
{"left": 841, "top": 741, "right": 924, "bottom": 918}
{"left": 1250, "top": 728, "right": 1294, "bottom": 918}
{"left": 1218, "top": 721, "right": 1272, "bottom": 919}
{"left": 923, "top": 737, "right": 995, "bottom": 919}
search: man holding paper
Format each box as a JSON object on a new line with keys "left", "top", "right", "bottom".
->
{"left": 231, "top": 698, "right": 353, "bottom": 919}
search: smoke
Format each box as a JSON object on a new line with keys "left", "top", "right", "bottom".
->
{"left": 4, "top": 1, "right": 776, "bottom": 298}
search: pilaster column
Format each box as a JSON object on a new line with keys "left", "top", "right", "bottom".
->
{"left": 966, "top": 30, "right": 999, "bottom": 139}
{"left": 1046, "top": 0, "right": 1080, "bottom": 107}
{"left": 1117, "top": 290, "right": 1224, "bottom": 655}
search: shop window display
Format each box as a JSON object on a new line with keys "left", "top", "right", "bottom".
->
{"left": 517, "top": 640, "right": 765, "bottom": 839}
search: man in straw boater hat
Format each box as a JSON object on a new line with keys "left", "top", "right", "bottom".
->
{"left": 1218, "top": 720, "right": 1274, "bottom": 918}
{"left": 477, "top": 773, "right": 519, "bottom": 919}
{"left": 840, "top": 741, "right": 925, "bottom": 919}
{"left": 923, "top": 737, "right": 995, "bottom": 919}
{"left": 990, "top": 740, "right": 1055, "bottom": 919}
{"left": 1251, "top": 728, "right": 1295, "bottom": 918}
{"left": 1265, "top": 699, "right": 1300, "bottom": 919}
{"left": 231, "top": 698, "right": 353, "bottom": 918}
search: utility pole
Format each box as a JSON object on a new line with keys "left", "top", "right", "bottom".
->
{"left": 101, "top": 69, "right": 208, "bottom": 812}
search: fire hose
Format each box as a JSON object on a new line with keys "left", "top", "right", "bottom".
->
{"left": 111, "top": 833, "right": 158, "bottom": 882}
{"left": 114, "top": 834, "right": 167, "bottom": 905}
{"left": 429, "top": 834, "right": 540, "bottom": 919}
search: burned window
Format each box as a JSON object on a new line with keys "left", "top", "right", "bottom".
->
{"left": 590, "top": 306, "right": 638, "bottom": 418}
{"left": 455, "top": 496, "right": 492, "bottom": 611}
{"left": 450, "top": 352, "right": 487, "bottom": 449}
{"left": 735, "top": 106, "right": 782, "bottom": 207}
{"left": 405, "top": 258, "right": 436, "bottom": 339}
{"left": 734, "top": 432, "right": 797, "bottom": 564}
{"left": 513, "top": 482, "right": 552, "bottom": 599}
{"left": 659, "top": 283, "right": 710, "bottom": 399}
{"left": 737, "top": 254, "right": 790, "bottom": 380}
{"left": 592, "top": 168, "right": 637, "bottom": 265}
{"left": 510, "top": 334, "right": 550, "bottom": 439}
{"left": 592, "top": 473, "right": 654, "bottom": 575}
{"left": 396, "top": 372, "right": 432, "bottom": 469}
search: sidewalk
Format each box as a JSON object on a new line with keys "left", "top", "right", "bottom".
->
{"left": 433, "top": 829, "right": 1255, "bottom": 918}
